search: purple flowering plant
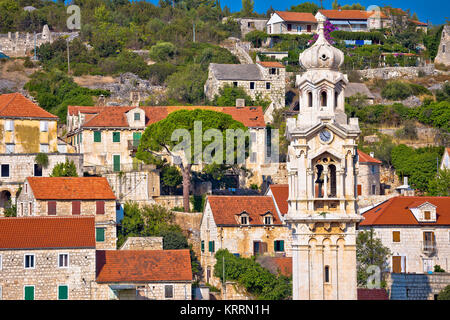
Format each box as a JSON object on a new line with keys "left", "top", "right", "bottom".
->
{"left": 308, "top": 20, "right": 339, "bottom": 45}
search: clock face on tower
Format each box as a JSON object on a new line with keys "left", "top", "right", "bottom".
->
{"left": 319, "top": 129, "right": 332, "bottom": 143}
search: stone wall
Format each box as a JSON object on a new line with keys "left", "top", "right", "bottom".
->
{"left": 173, "top": 211, "right": 203, "bottom": 258}
{"left": 92, "top": 282, "right": 192, "bottom": 300}
{"left": 0, "top": 248, "right": 96, "bottom": 300}
{"left": 105, "top": 169, "right": 160, "bottom": 202}
{"left": 154, "top": 195, "right": 184, "bottom": 209}
{"left": 356, "top": 162, "right": 381, "bottom": 197}
{"left": 119, "top": 237, "right": 163, "bottom": 250}
{"left": 387, "top": 273, "right": 450, "bottom": 300}
{"left": 356, "top": 65, "right": 435, "bottom": 80}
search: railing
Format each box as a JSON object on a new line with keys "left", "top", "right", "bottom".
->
{"left": 127, "top": 139, "right": 140, "bottom": 151}
{"left": 422, "top": 241, "right": 437, "bottom": 255}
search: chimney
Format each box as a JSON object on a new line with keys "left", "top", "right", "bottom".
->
{"left": 130, "top": 91, "right": 140, "bottom": 107}
{"left": 403, "top": 176, "right": 408, "bottom": 186}
{"left": 370, "top": 152, "right": 374, "bottom": 158}
{"left": 96, "top": 94, "right": 106, "bottom": 106}
{"left": 236, "top": 99, "right": 245, "bottom": 108}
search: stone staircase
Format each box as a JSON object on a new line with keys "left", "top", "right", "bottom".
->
{"left": 221, "top": 37, "right": 254, "bottom": 64}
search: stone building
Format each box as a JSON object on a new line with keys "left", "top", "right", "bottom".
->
{"left": 318, "top": 9, "right": 390, "bottom": 32}
{"left": 440, "top": 147, "right": 450, "bottom": 170}
{"left": 16, "top": 177, "right": 117, "bottom": 250}
{"left": 200, "top": 195, "right": 292, "bottom": 286}
{"left": 204, "top": 62, "right": 286, "bottom": 110}
{"left": 222, "top": 17, "right": 269, "bottom": 38}
{"left": 266, "top": 11, "right": 317, "bottom": 35}
{"left": 0, "top": 93, "right": 82, "bottom": 215}
{"left": 0, "top": 216, "right": 97, "bottom": 300}
{"left": 356, "top": 150, "right": 382, "bottom": 197}
{"left": 435, "top": 25, "right": 450, "bottom": 67}
{"left": 285, "top": 12, "right": 362, "bottom": 300}
{"left": 359, "top": 196, "right": 450, "bottom": 274}
{"left": 66, "top": 105, "right": 274, "bottom": 187}
{"left": 93, "top": 249, "right": 192, "bottom": 300}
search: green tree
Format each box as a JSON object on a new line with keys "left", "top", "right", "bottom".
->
{"left": 381, "top": 81, "right": 413, "bottom": 100}
{"left": 240, "top": 0, "right": 254, "bottom": 17}
{"left": 427, "top": 169, "right": 450, "bottom": 196}
{"left": 149, "top": 42, "right": 176, "bottom": 62}
{"left": 357, "top": 229, "right": 391, "bottom": 288}
{"left": 4, "top": 200, "right": 17, "bottom": 217}
{"left": 212, "top": 84, "right": 253, "bottom": 106}
{"left": 289, "top": 2, "right": 319, "bottom": 14}
{"left": 437, "top": 285, "right": 450, "bottom": 300}
{"left": 50, "top": 160, "right": 79, "bottom": 177}
{"left": 161, "top": 165, "right": 183, "bottom": 195}
{"left": 136, "top": 109, "right": 249, "bottom": 212}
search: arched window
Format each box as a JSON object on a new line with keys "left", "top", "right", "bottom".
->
{"left": 308, "top": 92, "right": 313, "bottom": 107}
{"left": 329, "top": 164, "right": 337, "bottom": 198}
{"left": 335, "top": 91, "right": 339, "bottom": 109}
{"left": 324, "top": 265, "right": 330, "bottom": 283}
{"left": 321, "top": 91, "right": 327, "bottom": 107}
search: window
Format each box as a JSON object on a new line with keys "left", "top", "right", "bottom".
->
{"left": 308, "top": 92, "right": 313, "bottom": 107}
{"left": 5, "top": 120, "right": 13, "bottom": 131}
{"left": 48, "top": 201, "right": 56, "bottom": 215}
{"left": 113, "top": 132, "right": 120, "bottom": 142}
{"left": 5, "top": 144, "right": 14, "bottom": 154}
{"left": 134, "top": 112, "right": 140, "bottom": 121}
{"left": 94, "top": 131, "right": 101, "bottom": 142}
{"left": 324, "top": 266, "right": 330, "bottom": 283}
{"left": 250, "top": 82, "right": 255, "bottom": 90}
{"left": 424, "top": 211, "right": 431, "bottom": 220}
{"left": 269, "top": 68, "right": 277, "bottom": 75}
{"left": 287, "top": 23, "right": 292, "bottom": 31}
{"left": 233, "top": 81, "right": 238, "bottom": 87}
{"left": 40, "top": 121, "right": 48, "bottom": 132}
{"left": 393, "top": 231, "right": 401, "bottom": 242}
{"left": 58, "top": 254, "right": 69, "bottom": 268}
{"left": 274, "top": 240, "right": 285, "bottom": 252}
{"left": 24, "top": 286, "right": 34, "bottom": 300}
{"left": 201, "top": 240, "right": 204, "bottom": 252}
{"left": 96, "top": 201, "right": 105, "bottom": 215}
{"left": 34, "top": 164, "right": 43, "bottom": 177}
{"left": 264, "top": 216, "right": 272, "bottom": 225}
{"left": 29, "top": 202, "right": 32, "bottom": 216}
{"left": 40, "top": 144, "right": 49, "bottom": 153}
{"left": 96, "top": 228, "right": 105, "bottom": 242}
{"left": 208, "top": 241, "right": 215, "bottom": 253}
{"left": 164, "top": 285, "right": 174, "bottom": 299}
{"left": 241, "top": 216, "right": 248, "bottom": 225}
{"left": 1, "top": 164, "right": 9, "bottom": 177}
{"left": 72, "top": 201, "right": 80, "bottom": 215}
{"left": 321, "top": 91, "right": 327, "bottom": 107}
{"left": 371, "top": 185, "right": 376, "bottom": 195}
{"left": 24, "top": 254, "right": 35, "bottom": 269}
{"left": 266, "top": 82, "right": 271, "bottom": 90}
{"left": 371, "top": 165, "right": 377, "bottom": 174}
{"left": 58, "top": 285, "right": 68, "bottom": 300}
{"left": 443, "top": 44, "right": 446, "bottom": 53}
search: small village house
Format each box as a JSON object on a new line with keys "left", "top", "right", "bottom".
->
{"left": 16, "top": 177, "right": 118, "bottom": 250}
{"left": 266, "top": 11, "right": 317, "bottom": 35}
{"left": 357, "top": 150, "right": 382, "bottom": 197}
{"left": 318, "top": 9, "right": 390, "bottom": 31}
{"left": 440, "top": 148, "right": 450, "bottom": 170}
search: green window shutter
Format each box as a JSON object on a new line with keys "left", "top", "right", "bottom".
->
{"left": 201, "top": 241, "right": 204, "bottom": 252}
{"left": 134, "top": 112, "right": 140, "bottom": 120}
{"left": 274, "top": 240, "right": 278, "bottom": 251}
{"left": 58, "top": 285, "right": 68, "bottom": 300}
{"left": 113, "top": 155, "right": 121, "bottom": 172}
{"left": 113, "top": 132, "right": 120, "bottom": 142}
{"left": 133, "top": 132, "right": 142, "bottom": 147}
{"left": 94, "top": 131, "right": 101, "bottom": 142}
{"left": 208, "top": 241, "right": 215, "bottom": 252}
{"left": 280, "top": 240, "right": 284, "bottom": 252}
{"left": 96, "top": 228, "right": 105, "bottom": 242}
{"left": 24, "top": 286, "right": 34, "bottom": 300}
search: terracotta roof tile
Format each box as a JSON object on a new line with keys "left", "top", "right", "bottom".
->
{"left": 360, "top": 196, "right": 450, "bottom": 226}
{"left": 27, "top": 177, "right": 116, "bottom": 200}
{"left": 357, "top": 288, "right": 389, "bottom": 300}
{"left": 272, "top": 257, "right": 292, "bottom": 277}
{"left": 257, "top": 61, "right": 285, "bottom": 68}
{"left": 319, "top": 9, "right": 388, "bottom": 20}
{"left": 358, "top": 150, "right": 382, "bottom": 164}
{"left": 268, "top": 184, "right": 289, "bottom": 216}
{"left": 207, "top": 195, "right": 281, "bottom": 226}
{"left": 409, "top": 19, "right": 428, "bottom": 26}
{"left": 0, "top": 93, "right": 58, "bottom": 119}
{"left": 275, "top": 11, "right": 317, "bottom": 23}
{"left": 96, "top": 249, "right": 192, "bottom": 282}
{"left": 0, "top": 216, "right": 95, "bottom": 249}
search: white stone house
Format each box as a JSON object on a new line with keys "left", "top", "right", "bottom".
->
{"left": 266, "top": 11, "right": 317, "bottom": 35}
{"left": 200, "top": 195, "right": 292, "bottom": 286}
{"left": 435, "top": 25, "right": 450, "bottom": 67}
{"left": 359, "top": 196, "right": 450, "bottom": 274}
{"left": 356, "top": 150, "right": 382, "bottom": 196}
{"left": 0, "top": 216, "right": 97, "bottom": 300}
{"left": 204, "top": 62, "right": 286, "bottom": 110}
{"left": 440, "top": 147, "right": 450, "bottom": 170}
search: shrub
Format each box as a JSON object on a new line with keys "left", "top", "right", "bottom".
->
{"left": 437, "top": 285, "right": 450, "bottom": 300}
{"left": 35, "top": 153, "right": 49, "bottom": 168}
{"left": 149, "top": 42, "right": 176, "bottom": 62}
{"left": 381, "top": 81, "right": 413, "bottom": 100}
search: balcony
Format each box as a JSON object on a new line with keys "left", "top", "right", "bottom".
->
{"left": 422, "top": 241, "right": 436, "bottom": 256}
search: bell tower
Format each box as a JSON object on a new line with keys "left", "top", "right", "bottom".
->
{"left": 285, "top": 12, "right": 363, "bottom": 300}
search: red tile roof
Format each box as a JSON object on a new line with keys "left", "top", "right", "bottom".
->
{"left": 358, "top": 150, "right": 382, "bottom": 164}
{"left": 409, "top": 19, "right": 428, "bottom": 26}
{"left": 357, "top": 288, "right": 389, "bottom": 300}
{"left": 257, "top": 61, "right": 285, "bottom": 68}
{"left": 207, "top": 195, "right": 281, "bottom": 226}
{"left": 0, "top": 216, "right": 95, "bottom": 249}
{"left": 319, "top": 9, "right": 388, "bottom": 20}
{"left": 275, "top": 11, "right": 317, "bottom": 23}
{"left": 360, "top": 196, "right": 450, "bottom": 226}
{"left": 0, "top": 93, "right": 58, "bottom": 119}
{"left": 27, "top": 177, "right": 116, "bottom": 200}
{"left": 268, "top": 184, "right": 289, "bottom": 216}
{"left": 96, "top": 249, "right": 192, "bottom": 282}
{"left": 70, "top": 105, "right": 266, "bottom": 128}
{"left": 272, "top": 257, "right": 292, "bottom": 277}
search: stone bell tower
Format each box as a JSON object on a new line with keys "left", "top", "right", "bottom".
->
{"left": 284, "top": 12, "right": 363, "bottom": 300}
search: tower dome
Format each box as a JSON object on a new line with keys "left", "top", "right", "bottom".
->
{"left": 299, "top": 12, "right": 344, "bottom": 70}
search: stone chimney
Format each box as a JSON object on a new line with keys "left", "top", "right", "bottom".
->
{"left": 130, "top": 91, "right": 140, "bottom": 107}
{"left": 370, "top": 152, "right": 374, "bottom": 158}
{"left": 403, "top": 176, "right": 408, "bottom": 186}
{"left": 96, "top": 94, "right": 106, "bottom": 106}
{"left": 236, "top": 98, "right": 245, "bottom": 107}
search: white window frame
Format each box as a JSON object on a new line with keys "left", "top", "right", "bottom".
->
{"left": 5, "top": 120, "right": 14, "bottom": 132}
{"left": 40, "top": 144, "right": 49, "bottom": 153}
{"left": 24, "top": 253, "right": 35, "bottom": 269}
{"left": 58, "top": 253, "right": 69, "bottom": 268}
{"left": 40, "top": 121, "right": 48, "bottom": 132}
{"left": 5, "top": 144, "right": 14, "bottom": 154}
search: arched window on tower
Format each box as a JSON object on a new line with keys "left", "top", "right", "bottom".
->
{"left": 308, "top": 92, "right": 313, "bottom": 107}
{"left": 321, "top": 91, "right": 327, "bottom": 107}
{"left": 335, "top": 91, "right": 339, "bottom": 109}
